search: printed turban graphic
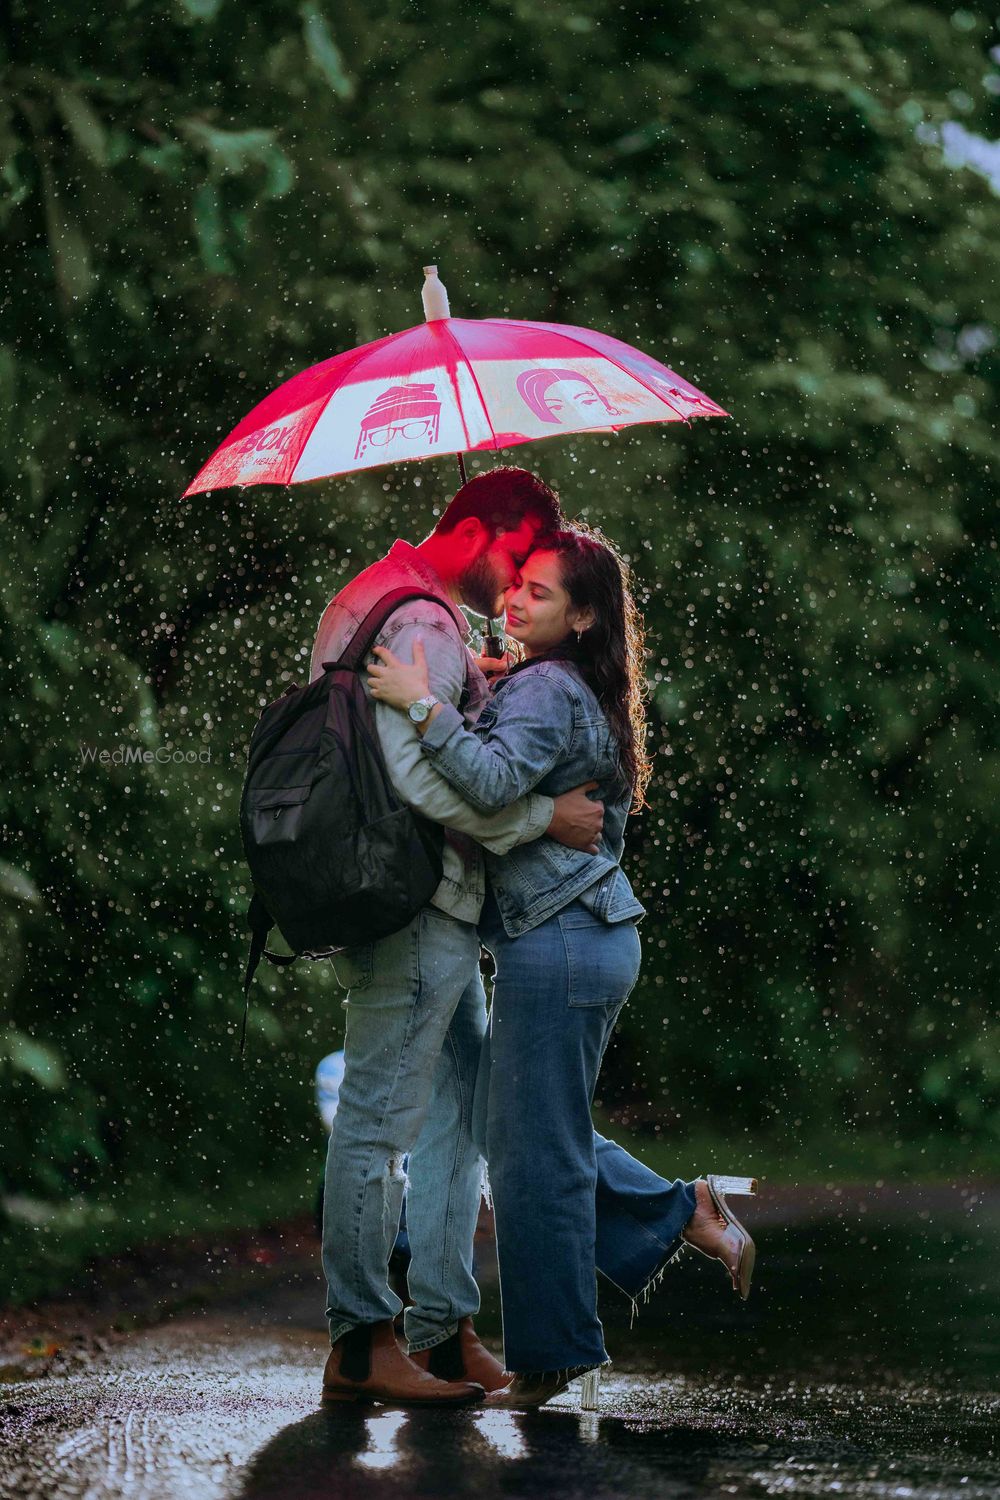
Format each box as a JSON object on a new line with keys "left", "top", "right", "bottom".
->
{"left": 354, "top": 383, "right": 442, "bottom": 460}
{"left": 515, "top": 367, "right": 622, "bottom": 426}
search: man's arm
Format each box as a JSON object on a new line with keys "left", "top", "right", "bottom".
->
{"left": 373, "top": 614, "right": 553, "bottom": 855}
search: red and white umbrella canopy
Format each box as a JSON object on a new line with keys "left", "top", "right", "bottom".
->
{"left": 183, "top": 268, "right": 727, "bottom": 497}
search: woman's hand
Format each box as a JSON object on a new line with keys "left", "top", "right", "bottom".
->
{"left": 368, "top": 639, "right": 431, "bottom": 711}
{"left": 471, "top": 649, "right": 515, "bottom": 681}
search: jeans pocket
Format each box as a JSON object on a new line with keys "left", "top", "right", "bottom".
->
{"left": 562, "top": 917, "right": 641, "bottom": 1007}
{"left": 330, "top": 944, "right": 374, "bottom": 992}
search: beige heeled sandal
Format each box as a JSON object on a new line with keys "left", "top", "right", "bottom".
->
{"left": 683, "top": 1174, "right": 758, "bottom": 1300}
{"left": 483, "top": 1364, "right": 602, "bottom": 1411}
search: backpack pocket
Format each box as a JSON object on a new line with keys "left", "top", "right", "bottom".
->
{"left": 245, "top": 785, "right": 311, "bottom": 846}
{"left": 246, "top": 785, "right": 311, "bottom": 808}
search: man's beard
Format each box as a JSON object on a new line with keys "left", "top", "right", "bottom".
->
{"left": 458, "top": 553, "right": 502, "bottom": 620}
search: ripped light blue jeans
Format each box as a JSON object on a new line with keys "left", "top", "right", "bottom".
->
{"left": 322, "top": 906, "right": 485, "bottom": 1352}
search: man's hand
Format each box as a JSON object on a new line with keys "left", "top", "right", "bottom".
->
{"left": 548, "top": 782, "right": 604, "bottom": 854}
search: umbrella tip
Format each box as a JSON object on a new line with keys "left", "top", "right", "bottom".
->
{"left": 422, "top": 265, "right": 451, "bottom": 322}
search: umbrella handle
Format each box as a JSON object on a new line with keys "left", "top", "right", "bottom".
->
{"left": 482, "top": 620, "right": 505, "bottom": 660}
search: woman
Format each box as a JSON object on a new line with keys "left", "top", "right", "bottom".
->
{"left": 368, "top": 526, "right": 756, "bottom": 1409}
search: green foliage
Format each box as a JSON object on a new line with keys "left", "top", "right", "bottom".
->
{"left": 2, "top": 0, "right": 998, "bottom": 1260}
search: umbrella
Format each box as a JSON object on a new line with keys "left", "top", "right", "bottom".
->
{"left": 183, "top": 267, "right": 727, "bottom": 497}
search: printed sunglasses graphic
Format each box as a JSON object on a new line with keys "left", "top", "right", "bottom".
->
{"left": 354, "top": 383, "right": 442, "bottom": 460}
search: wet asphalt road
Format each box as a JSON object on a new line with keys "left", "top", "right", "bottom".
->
{"left": 1, "top": 1184, "right": 997, "bottom": 1499}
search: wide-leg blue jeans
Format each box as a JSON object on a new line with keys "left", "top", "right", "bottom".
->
{"left": 477, "top": 896, "right": 697, "bottom": 1373}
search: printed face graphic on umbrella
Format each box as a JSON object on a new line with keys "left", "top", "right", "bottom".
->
{"left": 516, "top": 367, "right": 621, "bottom": 426}
{"left": 355, "top": 383, "right": 442, "bottom": 460}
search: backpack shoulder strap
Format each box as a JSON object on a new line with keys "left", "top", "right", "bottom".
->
{"left": 324, "top": 588, "right": 460, "bottom": 673}
{"left": 240, "top": 893, "right": 297, "bottom": 1059}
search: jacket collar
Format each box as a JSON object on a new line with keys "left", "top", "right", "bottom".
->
{"left": 508, "top": 639, "right": 590, "bottom": 682}
{"left": 387, "top": 540, "right": 471, "bottom": 641}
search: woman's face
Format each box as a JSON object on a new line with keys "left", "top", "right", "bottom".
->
{"left": 503, "top": 549, "right": 593, "bottom": 657}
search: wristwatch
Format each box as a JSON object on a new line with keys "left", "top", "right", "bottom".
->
{"left": 407, "top": 694, "right": 439, "bottom": 724}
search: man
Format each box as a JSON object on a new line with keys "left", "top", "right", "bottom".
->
{"left": 312, "top": 466, "right": 605, "bottom": 1406}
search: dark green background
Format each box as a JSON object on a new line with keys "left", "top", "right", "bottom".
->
{"left": 2, "top": 1, "right": 998, "bottom": 1298}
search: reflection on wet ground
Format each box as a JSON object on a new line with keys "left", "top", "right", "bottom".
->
{"left": 1, "top": 1192, "right": 997, "bottom": 1499}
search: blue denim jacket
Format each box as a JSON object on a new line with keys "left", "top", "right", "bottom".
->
{"left": 421, "top": 656, "right": 646, "bottom": 937}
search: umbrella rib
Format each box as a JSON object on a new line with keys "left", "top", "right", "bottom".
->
{"left": 496, "top": 319, "right": 695, "bottom": 423}
{"left": 288, "top": 339, "right": 397, "bottom": 481}
{"left": 440, "top": 321, "right": 502, "bottom": 453}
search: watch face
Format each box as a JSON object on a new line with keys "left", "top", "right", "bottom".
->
{"left": 408, "top": 699, "right": 430, "bottom": 723}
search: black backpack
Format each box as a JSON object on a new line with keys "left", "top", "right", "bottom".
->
{"left": 238, "top": 587, "right": 450, "bottom": 1048}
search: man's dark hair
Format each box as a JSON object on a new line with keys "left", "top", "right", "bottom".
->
{"left": 434, "top": 465, "right": 563, "bottom": 538}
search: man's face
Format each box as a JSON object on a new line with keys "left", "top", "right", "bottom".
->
{"left": 458, "top": 515, "right": 542, "bottom": 619}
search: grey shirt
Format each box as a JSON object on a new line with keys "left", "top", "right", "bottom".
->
{"left": 309, "top": 540, "right": 554, "bottom": 924}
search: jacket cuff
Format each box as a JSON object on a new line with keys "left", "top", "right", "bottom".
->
{"left": 421, "top": 701, "right": 464, "bottom": 751}
{"left": 523, "top": 793, "right": 554, "bottom": 842}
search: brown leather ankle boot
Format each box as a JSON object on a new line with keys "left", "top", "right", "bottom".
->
{"left": 409, "top": 1316, "right": 507, "bottom": 1392}
{"left": 322, "top": 1320, "right": 484, "bottom": 1406}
